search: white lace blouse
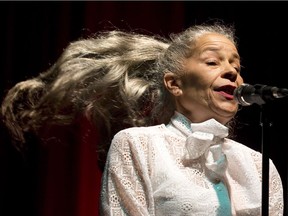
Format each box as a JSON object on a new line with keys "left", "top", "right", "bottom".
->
{"left": 100, "top": 112, "right": 284, "bottom": 215}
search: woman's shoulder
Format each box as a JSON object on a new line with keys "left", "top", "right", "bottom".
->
{"left": 224, "top": 138, "right": 262, "bottom": 157}
{"left": 114, "top": 124, "right": 166, "bottom": 142}
{"left": 110, "top": 124, "right": 167, "bottom": 154}
{"left": 114, "top": 124, "right": 166, "bottom": 139}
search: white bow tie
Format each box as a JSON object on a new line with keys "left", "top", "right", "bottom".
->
{"left": 169, "top": 112, "right": 229, "bottom": 181}
{"left": 168, "top": 112, "right": 264, "bottom": 214}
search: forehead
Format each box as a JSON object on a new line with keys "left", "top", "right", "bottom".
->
{"left": 194, "top": 33, "right": 239, "bottom": 56}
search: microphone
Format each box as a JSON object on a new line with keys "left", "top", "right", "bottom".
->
{"left": 233, "top": 83, "right": 288, "bottom": 106}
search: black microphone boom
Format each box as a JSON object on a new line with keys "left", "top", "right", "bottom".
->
{"left": 233, "top": 83, "right": 288, "bottom": 106}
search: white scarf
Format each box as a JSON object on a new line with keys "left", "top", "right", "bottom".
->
{"left": 168, "top": 111, "right": 262, "bottom": 215}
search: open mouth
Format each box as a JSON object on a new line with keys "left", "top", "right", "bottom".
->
{"left": 215, "top": 85, "right": 237, "bottom": 99}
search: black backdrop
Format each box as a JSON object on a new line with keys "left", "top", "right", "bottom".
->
{"left": 0, "top": 1, "right": 287, "bottom": 216}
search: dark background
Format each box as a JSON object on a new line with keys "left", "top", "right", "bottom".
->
{"left": 0, "top": 1, "right": 287, "bottom": 216}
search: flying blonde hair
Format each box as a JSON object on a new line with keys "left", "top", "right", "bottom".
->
{"left": 1, "top": 23, "right": 237, "bottom": 168}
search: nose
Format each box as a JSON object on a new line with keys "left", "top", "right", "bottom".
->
{"left": 222, "top": 71, "right": 237, "bottom": 82}
{"left": 221, "top": 64, "right": 238, "bottom": 82}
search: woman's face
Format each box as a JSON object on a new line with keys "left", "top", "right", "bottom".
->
{"left": 173, "top": 33, "right": 243, "bottom": 124}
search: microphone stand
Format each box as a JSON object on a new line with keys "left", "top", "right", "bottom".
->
{"left": 260, "top": 104, "right": 271, "bottom": 216}
{"left": 234, "top": 83, "right": 288, "bottom": 215}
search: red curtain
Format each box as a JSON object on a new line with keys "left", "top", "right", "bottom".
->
{"left": 37, "top": 117, "right": 102, "bottom": 216}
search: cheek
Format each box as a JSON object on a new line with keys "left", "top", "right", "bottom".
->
{"left": 181, "top": 70, "right": 209, "bottom": 87}
{"left": 180, "top": 88, "right": 210, "bottom": 108}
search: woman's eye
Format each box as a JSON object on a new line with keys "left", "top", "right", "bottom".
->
{"left": 207, "top": 61, "right": 217, "bottom": 66}
{"left": 234, "top": 67, "right": 241, "bottom": 73}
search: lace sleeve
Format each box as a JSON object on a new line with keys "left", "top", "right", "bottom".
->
{"left": 269, "top": 160, "right": 284, "bottom": 215}
{"left": 100, "top": 130, "right": 154, "bottom": 216}
{"left": 252, "top": 153, "right": 284, "bottom": 215}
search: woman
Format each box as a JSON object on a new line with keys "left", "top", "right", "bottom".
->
{"left": 1, "top": 23, "right": 284, "bottom": 215}
{"left": 99, "top": 24, "right": 284, "bottom": 215}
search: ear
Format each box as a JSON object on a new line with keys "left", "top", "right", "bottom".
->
{"left": 163, "top": 72, "right": 183, "bottom": 96}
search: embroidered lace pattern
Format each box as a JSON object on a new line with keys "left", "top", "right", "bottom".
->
{"left": 100, "top": 112, "right": 284, "bottom": 215}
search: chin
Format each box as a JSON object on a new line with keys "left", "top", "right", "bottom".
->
{"left": 211, "top": 106, "right": 237, "bottom": 124}
{"left": 210, "top": 97, "right": 238, "bottom": 114}
{"left": 219, "top": 101, "right": 238, "bottom": 112}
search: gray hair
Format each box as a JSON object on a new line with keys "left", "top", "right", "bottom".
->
{"left": 1, "top": 23, "right": 237, "bottom": 168}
